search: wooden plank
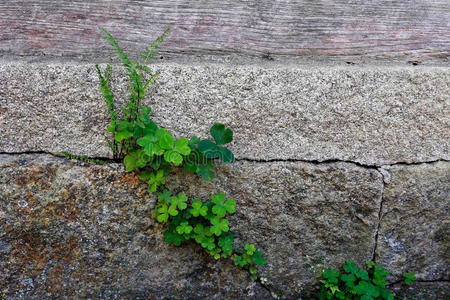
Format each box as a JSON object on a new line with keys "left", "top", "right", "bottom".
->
{"left": 0, "top": 0, "right": 449, "bottom": 62}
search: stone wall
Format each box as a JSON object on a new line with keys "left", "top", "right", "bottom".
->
{"left": 0, "top": 1, "right": 449, "bottom": 299}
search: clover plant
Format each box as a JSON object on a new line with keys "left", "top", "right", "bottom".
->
{"left": 317, "top": 260, "right": 416, "bottom": 300}
{"left": 96, "top": 28, "right": 266, "bottom": 281}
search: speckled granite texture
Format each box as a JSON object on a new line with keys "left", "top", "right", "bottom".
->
{"left": 1, "top": 154, "right": 448, "bottom": 298}
{"left": 0, "top": 60, "right": 449, "bottom": 299}
{"left": 1, "top": 62, "right": 449, "bottom": 165}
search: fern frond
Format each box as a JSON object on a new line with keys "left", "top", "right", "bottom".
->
{"left": 95, "top": 61, "right": 117, "bottom": 126}
{"left": 140, "top": 28, "right": 170, "bottom": 61}
{"left": 144, "top": 71, "right": 160, "bottom": 91}
{"left": 99, "top": 27, "right": 144, "bottom": 119}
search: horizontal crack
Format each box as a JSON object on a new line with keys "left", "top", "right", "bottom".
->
{"left": 387, "top": 279, "right": 450, "bottom": 286}
{"left": 0, "top": 151, "right": 118, "bottom": 164}
{"left": 237, "top": 157, "right": 379, "bottom": 169}
{"left": 1, "top": 151, "right": 448, "bottom": 168}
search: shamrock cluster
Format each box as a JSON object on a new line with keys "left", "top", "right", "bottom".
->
{"left": 318, "top": 260, "right": 416, "bottom": 300}
{"left": 154, "top": 191, "right": 266, "bottom": 279}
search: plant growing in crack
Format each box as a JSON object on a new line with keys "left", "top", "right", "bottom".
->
{"left": 95, "top": 27, "right": 266, "bottom": 280}
{"left": 317, "top": 260, "right": 416, "bottom": 300}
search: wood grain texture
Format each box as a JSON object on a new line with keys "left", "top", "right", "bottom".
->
{"left": 0, "top": 0, "right": 449, "bottom": 62}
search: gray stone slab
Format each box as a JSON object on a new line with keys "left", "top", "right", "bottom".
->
{"left": 166, "top": 160, "right": 383, "bottom": 297}
{"left": 388, "top": 281, "right": 450, "bottom": 300}
{"left": 0, "top": 154, "right": 382, "bottom": 298}
{"left": 376, "top": 162, "right": 450, "bottom": 282}
{"left": 1, "top": 61, "right": 449, "bottom": 166}
{"left": 0, "top": 154, "right": 270, "bottom": 299}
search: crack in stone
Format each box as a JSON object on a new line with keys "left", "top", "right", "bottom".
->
{"left": 386, "top": 279, "right": 450, "bottom": 286}
{"left": 255, "top": 279, "right": 278, "bottom": 299}
{"left": 371, "top": 169, "right": 386, "bottom": 262}
{"left": 237, "top": 157, "right": 380, "bottom": 170}
{"left": 1, "top": 151, "right": 448, "bottom": 169}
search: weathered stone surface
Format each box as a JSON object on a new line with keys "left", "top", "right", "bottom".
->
{"left": 0, "top": 154, "right": 383, "bottom": 298}
{"left": 376, "top": 162, "right": 450, "bottom": 283}
{"left": 388, "top": 281, "right": 450, "bottom": 300}
{"left": 0, "top": 154, "right": 270, "bottom": 299}
{"left": 1, "top": 61, "right": 449, "bottom": 166}
{"left": 164, "top": 160, "right": 384, "bottom": 297}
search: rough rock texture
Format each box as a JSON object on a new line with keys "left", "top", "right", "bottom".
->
{"left": 376, "top": 162, "right": 450, "bottom": 286}
{"left": 1, "top": 61, "right": 449, "bottom": 165}
{"left": 166, "top": 160, "right": 384, "bottom": 298}
{"left": 388, "top": 281, "right": 450, "bottom": 300}
{"left": 0, "top": 154, "right": 270, "bottom": 299}
{"left": 0, "top": 154, "right": 384, "bottom": 298}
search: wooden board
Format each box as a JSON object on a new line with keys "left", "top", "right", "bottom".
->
{"left": 0, "top": 0, "right": 449, "bottom": 63}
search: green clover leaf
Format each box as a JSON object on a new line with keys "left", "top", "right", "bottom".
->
{"left": 380, "top": 289, "right": 394, "bottom": 300}
{"left": 200, "top": 236, "right": 216, "bottom": 250}
{"left": 366, "top": 260, "right": 376, "bottom": 269}
{"left": 210, "top": 216, "right": 229, "bottom": 236}
{"left": 218, "top": 146, "right": 234, "bottom": 163}
{"left": 190, "top": 199, "right": 208, "bottom": 217}
{"left": 170, "top": 192, "right": 188, "bottom": 210}
{"left": 147, "top": 169, "right": 166, "bottom": 193}
{"left": 208, "top": 247, "right": 222, "bottom": 260}
{"left": 323, "top": 269, "right": 340, "bottom": 284}
{"left": 123, "top": 150, "right": 148, "bottom": 172}
{"left": 245, "top": 243, "right": 256, "bottom": 255}
{"left": 374, "top": 264, "right": 389, "bottom": 277}
{"left": 403, "top": 272, "right": 416, "bottom": 285}
{"left": 163, "top": 230, "right": 185, "bottom": 246}
{"left": 218, "top": 233, "right": 234, "bottom": 255}
{"left": 197, "top": 163, "right": 216, "bottom": 181}
{"left": 174, "top": 138, "right": 191, "bottom": 155}
{"left": 168, "top": 204, "right": 178, "bottom": 216}
{"left": 193, "top": 223, "right": 212, "bottom": 244}
{"left": 137, "top": 133, "right": 164, "bottom": 156}
{"left": 156, "top": 204, "right": 169, "bottom": 223}
{"left": 115, "top": 129, "right": 133, "bottom": 142}
{"left": 356, "top": 269, "right": 369, "bottom": 281}
{"left": 367, "top": 283, "right": 380, "bottom": 298}
{"left": 252, "top": 250, "right": 267, "bottom": 266}
{"left": 156, "top": 128, "right": 174, "bottom": 150}
{"left": 211, "top": 193, "right": 236, "bottom": 218}
{"left": 176, "top": 221, "right": 193, "bottom": 234}
{"left": 163, "top": 138, "right": 191, "bottom": 165}
{"left": 198, "top": 140, "right": 221, "bottom": 159}
{"left": 354, "top": 281, "right": 369, "bottom": 295}
{"left": 340, "top": 273, "right": 356, "bottom": 288}
{"left": 354, "top": 281, "right": 379, "bottom": 298}
{"left": 210, "top": 123, "right": 233, "bottom": 145}
{"left": 164, "top": 150, "right": 183, "bottom": 165}
{"left": 198, "top": 139, "right": 234, "bottom": 163}
{"left": 188, "top": 136, "right": 201, "bottom": 149}
{"left": 157, "top": 189, "right": 172, "bottom": 204}
{"left": 234, "top": 254, "right": 248, "bottom": 267}
{"left": 343, "top": 260, "right": 358, "bottom": 274}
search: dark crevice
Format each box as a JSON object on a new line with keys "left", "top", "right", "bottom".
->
{"left": 371, "top": 171, "right": 385, "bottom": 262}
{"left": 1, "top": 151, "right": 448, "bottom": 169}
{"left": 380, "top": 159, "right": 449, "bottom": 167}
{"left": 256, "top": 279, "right": 276, "bottom": 299}
{"left": 0, "top": 151, "right": 118, "bottom": 164}
{"left": 387, "top": 279, "right": 450, "bottom": 286}
{"left": 237, "top": 157, "right": 449, "bottom": 169}
{"left": 236, "top": 157, "right": 380, "bottom": 169}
